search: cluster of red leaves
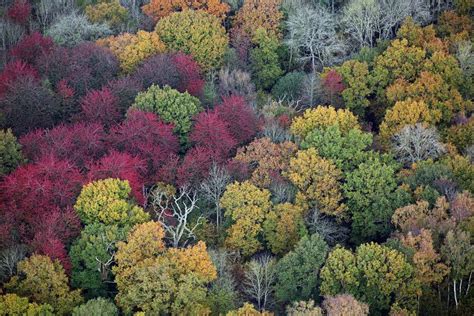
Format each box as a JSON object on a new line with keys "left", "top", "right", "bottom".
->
{"left": 79, "top": 88, "right": 121, "bottom": 127}
{"left": 172, "top": 53, "right": 205, "bottom": 97}
{"left": 10, "top": 32, "right": 54, "bottom": 66}
{"left": 20, "top": 122, "right": 107, "bottom": 170}
{"left": 0, "top": 157, "right": 83, "bottom": 271}
{"left": 322, "top": 69, "right": 345, "bottom": 95}
{"left": 0, "top": 60, "right": 39, "bottom": 97}
{"left": 7, "top": 0, "right": 31, "bottom": 25}
{"left": 108, "top": 109, "right": 180, "bottom": 184}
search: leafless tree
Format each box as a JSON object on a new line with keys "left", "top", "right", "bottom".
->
{"left": 35, "top": 0, "right": 75, "bottom": 32}
{"left": 146, "top": 185, "right": 202, "bottom": 247}
{"left": 0, "top": 245, "right": 27, "bottom": 281}
{"left": 269, "top": 180, "right": 296, "bottom": 204}
{"left": 218, "top": 68, "right": 257, "bottom": 106}
{"left": 306, "top": 209, "right": 349, "bottom": 246}
{"left": 243, "top": 254, "right": 276, "bottom": 311}
{"left": 0, "top": 19, "right": 25, "bottom": 51}
{"left": 392, "top": 123, "right": 446, "bottom": 166}
{"left": 199, "top": 163, "right": 231, "bottom": 231}
{"left": 456, "top": 41, "right": 474, "bottom": 77}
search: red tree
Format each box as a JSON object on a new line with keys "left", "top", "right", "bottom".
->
{"left": 10, "top": 32, "right": 54, "bottom": 66}
{"left": 214, "top": 95, "right": 260, "bottom": 145}
{"left": 0, "top": 156, "right": 84, "bottom": 244}
{"left": 106, "top": 76, "right": 143, "bottom": 115}
{"left": 131, "top": 54, "right": 180, "bottom": 90}
{"left": 322, "top": 69, "right": 345, "bottom": 95}
{"left": 108, "top": 109, "right": 179, "bottom": 184}
{"left": 79, "top": 88, "right": 120, "bottom": 127}
{"left": 87, "top": 151, "right": 147, "bottom": 205}
{"left": 177, "top": 146, "right": 215, "bottom": 187}
{"left": 19, "top": 122, "right": 107, "bottom": 169}
{"left": 172, "top": 53, "right": 205, "bottom": 97}
{"left": 7, "top": 0, "right": 31, "bottom": 25}
{"left": 0, "top": 60, "right": 39, "bottom": 96}
{"left": 189, "top": 111, "right": 237, "bottom": 160}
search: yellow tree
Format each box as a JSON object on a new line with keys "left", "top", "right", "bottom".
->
{"left": 379, "top": 99, "right": 438, "bottom": 144}
{"left": 0, "top": 294, "right": 53, "bottom": 315}
{"left": 221, "top": 181, "right": 272, "bottom": 256}
{"left": 113, "top": 221, "right": 217, "bottom": 314}
{"left": 263, "top": 203, "right": 307, "bottom": 255}
{"left": 285, "top": 148, "right": 347, "bottom": 220}
{"left": 97, "top": 31, "right": 166, "bottom": 73}
{"left": 290, "top": 106, "right": 360, "bottom": 140}
{"left": 142, "top": 0, "right": 229, "bottom": 22}
{"left": 4, "top": 255, "right": 83, "bottom": 315}
{"left": 231, "top": 0, "right": 283, "bottom": 39}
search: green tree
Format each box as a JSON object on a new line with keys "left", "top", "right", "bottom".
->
{"left": 72, "top": 298, "right": 118, "bottom": 316}
{"left": 0, "top": 129, "right": 24, "bottom": 176}
{"left": 155, "top": 10, "right": 228, "bottom": 71}
{"left": 70, "top": 223, "right": 130, "bottom": 297}
{"left": 0, "top": 294, "right": 53, "bottom": 315}
{"left": 343, "top": 157, "right": 410, "bottom": 243}
{"left": 274, "top": 233, "right": 329, "bottom": 305}
{"left": 74, "top": 178, "right": 149, "bottom": 226}
{"left": 250, "top": 28, "right": 283, "bottom": 90}
{"left": 131, "top": 85, "right": 202, "bottom": 143}
{"left": 5, "top": 255, "right": 83, "bottom": 315}
{"left": 320, "top": 243, "right": 420, "bottom": 314}
{"left": 301, "top": 125, "right": 373, "bottom": 172}
{"left": 221, "top": 181, "right": 272, "bottom": 257}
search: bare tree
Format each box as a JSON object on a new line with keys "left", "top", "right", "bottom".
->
{"left": 243, "top": 254, "right": 276, "bottom": 311}
{"left": 146, "top": 184, "right": 202, "bottom": 247}
{"left": 0, "top": 245, "right": 27, "bottom": 281}
{"left": 218, "top": 68, "right": 257, "bottom": 106}
{"left": 456, "top": 41, "right": 474, "bottom": 77}
{"left": 306, "top": 209, "right": 349, "bottom": 246}
{"left": 392, "top": 123, "right": 446, "bottom": 166}
{"left": 199, "top": 163, "right": 231, "bottom": 231}
{"left": 35, "top": 0, "right": 75, "bottom": 32}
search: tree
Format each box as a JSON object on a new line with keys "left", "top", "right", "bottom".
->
{"left": 322, "top": 294, "right": 369, "bottom": 316}
{"left": 79, "top": 88, "right": 120, "bottom": 127}
{"left": 106, "top": 76, "right": 143, "bottom": 115}
{"left": 286, "top": 5, "right": 345, "bottom": 68}
{"left": 263, "top": 203, "right": 307, "bottom": 255}
{"left": 286, "top": 300, "right": 323, "bottom": 316}
{"left": 218, "top": 68, "right": 256, "bottom": 104}
{"left": 301, "top": 125, "right": 373, "bottom": 172}
{"left": 379, "top": 99, "right": 437, "bottom": 145}
{"left": 6, "top": 0, "right": 31, "bottom": 25}
{"left": 320, "top": 243, "right": 420, "bottom": 314}
{"left": 290, "top": 106, "right": 360, "bottom": 140}
{"left": 0, "top": 129, "right": 24, "bottom": 176}
{"left": 113, "top": 221, "right": 216, "bottom": 314}
{"left": 9, "top": 32, "right": 54, "bottom": 67}
{"left": 286, "top": 148, "right": 347, "bottom": 219}
{"left": 392, "top": 123, "right": 446, "bottom": 166}
{"left": 0, "top": 77, "right": 59, "bottom": 135}
{"left": 226, "top": 303, "right": 273, "bottom": 316}
{"left": 146, "top": 184, "right": 201, "bottom": 247}
{"left": 20, "top": 122, "right": 107, "bottom": 170}
{"left": 399, "top": 229, "right": 449, "bottom": 286}
{"left": 243, "top": 255, "right": 276, "bottom": 310}
{"left": 234, "top": 137, "right": 297, "bottom": 188}
{"left": 5, "top": 255, "right": 83, "bottom": 315}
{"left": 142, "top": 0, "right": 229, "bottom": 22}
{"left": 190, "top": 111, "right": 237, "bottom": 160}
{"left": 221, "top": 181, "right": 272, "bottom": 256}
{"left": 199, "top": 163, "right": 231, "bottom": 230}
{"left": 46, "top": 12, "right": 112, "bottom": 47}
{"left": 131, "top": 85, "right": 202, "bottom": 143}
{"left": 274, "top": 234, "right": 329, "bottom": 305}
{"left": 214, "top": 96, "right": 260, "bottom": 145}
{"left": 0, "top": 293, "right": 53, "bottom": 315}
{"left": 172, "top": 53, "right": 205, "bottom": 97}
{"left": 85, "top": 0, "right": 129, "bottom": 31}
{"left": 72, "top": 298, "right": 118, "bottom": 316}
{"left": 272, "top": 71, "right": 305, "bottom": 102}
{"left": 69, "top": 223, "right": 129, "bottom": 297}
{"left": 343, "top": 157, "right": 410, "bottom": 242}
{"left": 97, "top": 31, "right": 166, "bottom": 73}
{"left": 155, "top": 10, "right": 228, "bottom": 71}
{"left": 0, "top": 60, "right": 39, "bottom": 97}
{"left": 334, "top": 60, "right": 372, "bottom": 116}
{"left": 74, "top": 178, "right": 149, "bottom": 226}
{"left": 108, "top": 109, "right": 179, "bottom": 184}
{"left": 250, "top": 28, "right": 283, "bottom": 90}
{"left": 177, "top": 146, "right": 215, "bottom": 187}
